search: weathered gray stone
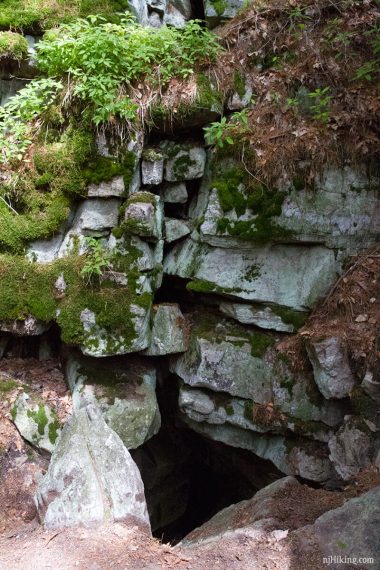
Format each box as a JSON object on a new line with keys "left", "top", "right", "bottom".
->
{"left": 161, "top": 182, "right": 188, "bottom": 203}
{"left": 75, "top": 199, "right": 120, "bottom": 232}
{"left": 182, "top": 417, "right": 335, "bottom": 482}
{"left": 79, "top": 293, "right": 152, "bottom": 357}
{"left": 198, "top": 167, "right": 380, "bottom": 254}
{"left": 124, "top": 193, "right": 163, "bottom": 241}
{"left": 141, "top": 154, "right": 164, "bottom": 185}
{"left": 87, "top": 176, "right": 125, "bottom": 198}
{"left": 182, "top": 476, "right": 300, "bottom": 545}
{"left": 328, "top": 417, "right": 374, "bottom": 480}
{"left": 228, "top": 79, "right": 254, "bottom": 111}
{"left": 361, "top": 370, "right": 380, "bottom": 404}
{"left": 306, "top": 336, "right": 357, "bottom": 399}
{"left": 145, "top": 303, "right": 190, "bottom": 355}
{"left": 35, "top": 405, "right": 150, "bottom": 530}
{"left": 164, "top": 238, "right": 339, "bottom": 311}
{"left": 27, "top": 233, "right": 66, "bottom": 263}
{"left": 107, "top": 234, "right": 157, "bottom": 272}
{"left": 204, "top": 0, "right": 245, "bottom": 28}
{"left": 0, "top": 316, "right": 50, "bottom": 336}
{"left": 165, "top": 218, "right": 191, "bottom": 243}
{"left": 170, "top": 312, "right": 275, "bottom": 401}
{"left": 66, "top": 355, "right": 160, "bottom": 449}
{"left": 127, "top": 0, "right": 149, "bottom": 25}
{"left": 163, "top": 3, "right": 187, "bottom": 26}
{"left": 219, "top": 302, "right": 297, "bottom": 333}
{"left": 296, "top": 486, "right": 380, "bottom": 566}
{"left": 148, "top": 11, "right": 163, "bottom": 27}
{"left": 12, "top": 393, "right": 61, "bottom": 453}
{"left": 179, "top": 384, "right": 334, "bottom": 443}
{"left": 170, "top": 0, "right": 192, "bottom": 18}
{"left": 147, "top": 0, "right": 167, "bottom": 14}
{"left": 165, "top": 145, "right": 207, "bottom": 182}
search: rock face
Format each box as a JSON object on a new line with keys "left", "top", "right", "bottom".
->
{"left": 306, "top": 336, "right": 357, "bottom": 399}
{"left": 35, "top": 405, "right": 150, "bottom": 530}
{"left": 164, "top": 238, "right": 338, "bottom": 310}
{"left": 65, "top": 354, "right": 161, "bottom": 449}
{"left": 328, "top": 417, "right": 374, "bottom": 480}
{"left": 12, "top": 393, "right": 61, "bottom": 453}
{"left": 145, "top": 303, "right": 190, "bottom": 355}
{"left": 165, "top": 145, "right": 207, "bottom": 181}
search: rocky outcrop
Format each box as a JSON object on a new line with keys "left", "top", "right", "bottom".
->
{"left": 145, "top": 303, "right": 190, "bottom": 355}
{"left": 65, "top": 354, "right": 161, "bottom": 449}
{"left": 35, "top": 405, "right": 150, "bottom": 530}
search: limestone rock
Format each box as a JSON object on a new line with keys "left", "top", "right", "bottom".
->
{"left": 141, "top": 151, "right": 164, "bottom": 185}
{"left": 328, "top": 417, "right": 374, "bottom": 480}
{"left": 161, "top": 182, "right": 188, "bottom": 203}
{"left": 79, "top": 298, "right": 152, "bottom": 357}
{"left": 127, "top": 0, "right": 149, "bottom": 25}
{"left": 296, "top": 487, "right": 380, "bottom": 564}
{"left": 124, "top": 192, "right": 163, "bottom": 241}
{"left": 35, "top": 405, "right": 150, "bottom": 530}
{"left": 165, "top": 145, "right": 207, "bottom": 182}
{"left": 165, "top": 218, "right": 191, "bottom": 243}
{"left": 219, "top": 302, "right": 302, "bottom": 333}
{"left": 66, "top": 354, "right": 160, "bottom": 449}
{"left": 204, "top": 0, "right": 245, "bottom": 28}
{"left": 164, "top": 238, "right": 338, "bottom": 311}
{"left": 170, "top": 312, "right": 275, "bottom": 400}
{"left": 145, "top": 303, "right": 190, "bottom": 355}
{"left": 306, "top": 336, "right": 357, "bottom": 399}
{"left": 12, "top": 393, "right": 61, "bottom": 453}
{"left": 182, "top": 476, "right": 300, "bottom": 545}
{"left": 87, "top": 176, "right": 125, "bottom": 198}
{"left": 170, "top": 0, "right": 192, "bottom": 18}
{"left": 75, "top": 199, "right": 120, "bottom": 232}
{"left": 27, "top": 232, "right": 66, "bottom": 263}
{"left": 163, "top": 3, "right": 187, "bottom": 27}
{"left": 0, "top": 316, "right": 50, "bottom": 336}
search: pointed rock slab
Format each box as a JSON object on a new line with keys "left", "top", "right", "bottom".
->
{"left": 305, "top": 336, "right": 357, "bottom": 399}
{"left": 165, "top": 218, "right": 191, "bottom": 243}
{"left": 145, "top": 303, "right": 191, "bottom": 355}
{"left": 35, "top": 405, "right": 150, "bottom": 531}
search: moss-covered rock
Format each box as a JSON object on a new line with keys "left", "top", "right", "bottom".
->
{"left": 12, "top": 392, "right": 61, "bottom": 453}
{"left": 0, "top": 31, "right": 28, "bottom": 61}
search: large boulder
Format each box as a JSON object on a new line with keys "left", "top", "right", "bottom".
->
{"left": 35, "top": 405, "right": 150, "bottom": 530}
{"left": 65, "top": 354, "right": 161, "bottom": 449}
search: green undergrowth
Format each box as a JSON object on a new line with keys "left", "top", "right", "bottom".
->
{"left": 0, "top": 250, "right": 152, "bottom": 349}
{"left": 0, "top": 31, "right": 28, "bottom": 60}
{"left": 0, "top": 0, "right": 132, "bottom": 31}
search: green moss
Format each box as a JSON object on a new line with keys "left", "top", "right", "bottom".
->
{"left": 10, "top": 405, "right": 17, "bottom": 421}
{"left": 234, "top": 71, "right": 246, "bottom": 99}
{"left": 243, "top": 400, "right": 253, "bottom": 421}
{"left": 350, "top": 386, "right": 378, "bottom": 423}
{"left": 0, "top": 253, "right": 152, "bottom": 351}
{"left": 280, "top": 377, "right": 295, "bottom": 396}
{"left": 0, "top": 31, "right": 28, "bottom": 61}
{"left": 142, "top": 149, "right": 163, "bottom": 162}
{"left": 271, "top": 305, "right": 308, "bottom": 330}
{"left": 186, "top": 279, "right": 243, "bottom": 296}
{"left": 82, "top": 152, "right": 135, "bottom": 191}
{"left": 0, "top": 379, "right": 18, "bottom": 393}
{"left": 173, "top": 155, "right": 196, "bottom": 180}
{"left": 127, "top": 192, "right": 157, "bottom": 206}
{"left": 0, "top": 0, "right": 132, "bottom": 31}
{"left": 209, "top": 0, "right": 227, "bottom": 16}
{"left": 249, "top": 332, "right": 275, "bottom": 357}
{"left": 27, "top": 405, "right": 48, "bottom": 436}
{"left": 48, "top": 416, "right": 60, "bottom": 444}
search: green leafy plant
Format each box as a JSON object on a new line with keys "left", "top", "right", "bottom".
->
{"left": 80, "top": 237, "right": 111, "bottom": 284}
{"left": 308, "top": 87, "right": 331, "bottom": 123}
{"left": 37, "top": 16, "right": 221, "bottom": 126}
{"left": 355, "top": 26, "right": 380, "bottom": 82}
{"left": 0, "top": 78, "right": 62, "bottom": 163}
{"left": 204, "top": 110, "right": 249, "bottom": 148}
